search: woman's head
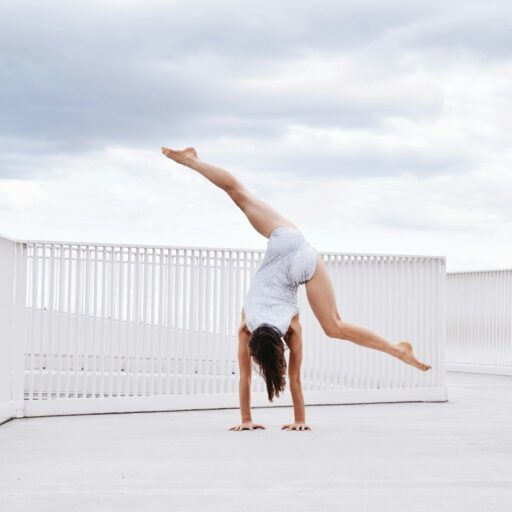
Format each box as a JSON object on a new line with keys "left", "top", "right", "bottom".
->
{"left": 248, "top": 323, "right": 287, "bottom": 402}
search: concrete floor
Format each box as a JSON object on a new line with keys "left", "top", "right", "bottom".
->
{"left": 0, "top": 373, "right": 511, "bottom": 512}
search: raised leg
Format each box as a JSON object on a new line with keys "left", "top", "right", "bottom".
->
{"left": 305, "top": 255, "right": 431, "bottom": 371}
{"left": 161, "top": 146, "right": 296, "bottom": 238}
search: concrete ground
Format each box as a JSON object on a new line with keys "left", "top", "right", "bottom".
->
{"left": 0, "top": 373, "right": 511, "bottom": 512}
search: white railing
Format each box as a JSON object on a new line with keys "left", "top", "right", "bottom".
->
{"left": 0, "top": 234, "right": 447, "bottom": 423}
{"left": 447, "top": 270, "right": 512, "bottom": 375}
{"left": 0, "top": 236, "right": 14, "bottom": 423}
{"left": 0, "top": 235, "right": 25, "bottom": 424}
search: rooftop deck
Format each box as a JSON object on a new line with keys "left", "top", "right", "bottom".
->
{"left": 1, "top": 372, "right": 510, "bottom": 512}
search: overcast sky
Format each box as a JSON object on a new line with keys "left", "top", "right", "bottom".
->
{"left": 1, "top": 0, "right": 511, "bottom": 271}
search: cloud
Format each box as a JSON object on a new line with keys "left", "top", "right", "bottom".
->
{"left": 1, "top": 146, "right": 511, "bottom": 273}
{"left": 0, "top": 0, "right": 511, "bottom": 270}
{"left": 1, "top": 1, "right": 510, "bottom": 168}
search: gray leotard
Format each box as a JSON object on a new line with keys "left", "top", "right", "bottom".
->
{"left": 243, "top": 226, "right": 319, "bottom": 337}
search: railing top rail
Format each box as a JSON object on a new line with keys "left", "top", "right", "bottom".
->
{"left": 0, "top": 231, "right": 25, "bottom": 244}
{"left": 21, "top": 238, "right": 445, "bottom": 261}
{"left": 448, "top": 268, "right": 512, "bottom": 275}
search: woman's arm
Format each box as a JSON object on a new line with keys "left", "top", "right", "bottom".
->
{"left": 282, "top": 317, "right": 311, "bottom": 431}
{"left": 238, "top": 325, "right": 253, "bottom": 422}
{"left": 229, "top": 311, "right": 265, "bottom": 431}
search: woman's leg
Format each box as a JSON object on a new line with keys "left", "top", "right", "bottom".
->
{"left": 161, "top": 146, "right": 296, "bottom": 238}
{"left": 305, "top": 254, "right": 431, "bottom": 371}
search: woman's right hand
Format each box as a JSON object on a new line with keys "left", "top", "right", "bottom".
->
{"left": 229, "top": 420, "right": 266, "bottom": 431}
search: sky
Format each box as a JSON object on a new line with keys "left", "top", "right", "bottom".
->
{"left": 1, "top": 0, "right": 511, "bottom": 271}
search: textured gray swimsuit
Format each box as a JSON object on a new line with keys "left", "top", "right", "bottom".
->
{"left": 243, "top": 226, "right": 319, "bottom": 337}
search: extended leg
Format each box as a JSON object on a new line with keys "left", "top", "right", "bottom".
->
{"left": 305, "top": 255, "right": 431, "bottom": 371}
{"left": 162, "top": 146, "right": 296, "bottom": 238}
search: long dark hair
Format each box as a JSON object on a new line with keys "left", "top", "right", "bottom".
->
{"left": 248, "top": 323, "right": 287, "bottom": 402}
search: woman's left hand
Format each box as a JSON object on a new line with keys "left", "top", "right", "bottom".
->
{"left": 281, "top": 421, "right": 312, "bottom": 431}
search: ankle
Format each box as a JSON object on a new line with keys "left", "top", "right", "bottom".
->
{"left": 393, "top": 344, "right": 405, "bottom": 359}
{"left": 183, "top": 155, "right": 198, "bottom": 167}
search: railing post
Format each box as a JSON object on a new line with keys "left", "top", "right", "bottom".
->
{"left": 0, "top": 236, "right": 14, "bottom": 423}
{"left": 438, "top": 257, "right": 448, "bottom": 384}
{"left": 0, "top": 236, "right": 27, "bottom": 423}
{"left": 12, "top": 242, "right": 28, "bottom": 417}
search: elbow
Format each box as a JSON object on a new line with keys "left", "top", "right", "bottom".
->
{"left": 239, "top": 375, "right": 252, "bottom": 386}
{"left": 289, "top": 375, "right": 301, "bottom": 387}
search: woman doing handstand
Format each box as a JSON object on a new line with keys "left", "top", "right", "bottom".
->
{"left": 162, "top": 146, "right": 431, "bottom": 432}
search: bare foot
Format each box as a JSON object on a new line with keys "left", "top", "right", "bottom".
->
{"left": 396, "top": 341, "right": 431, "bottom": 371}
{"left": 161, "top": 146, "right": 198, "bottom": 165}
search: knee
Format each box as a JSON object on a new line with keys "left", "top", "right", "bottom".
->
{"left": 322, "top": 316, "right": 348, "bottom": 340}
{"left": 322, "top": 318, "right": 345, "bottom": 339}
{"left": 226, "top": 183, "right": 247, "bottom": 209}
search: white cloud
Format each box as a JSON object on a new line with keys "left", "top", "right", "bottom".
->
{"left": 1, "top": 145, "right": 510, "bottom": 272}
{"left": 0, "top": 0, "right": 511, "bottom": 271}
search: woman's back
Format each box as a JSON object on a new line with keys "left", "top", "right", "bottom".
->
{"left": 243, "top": 226, "right": 318, "bottom": 336}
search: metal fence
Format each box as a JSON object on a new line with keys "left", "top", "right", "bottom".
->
{"left": 0, "top": 236, "right": 25, "bottom": 424}
{"left": 0, "top": 234, "right": 447, "bottom": 423}
{"left": 447, "top": 270, "right": 512, "bottom": 375}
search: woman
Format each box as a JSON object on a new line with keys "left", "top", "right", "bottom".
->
{"left": 162, "top": 146, "right": 431, "bottom": 432}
